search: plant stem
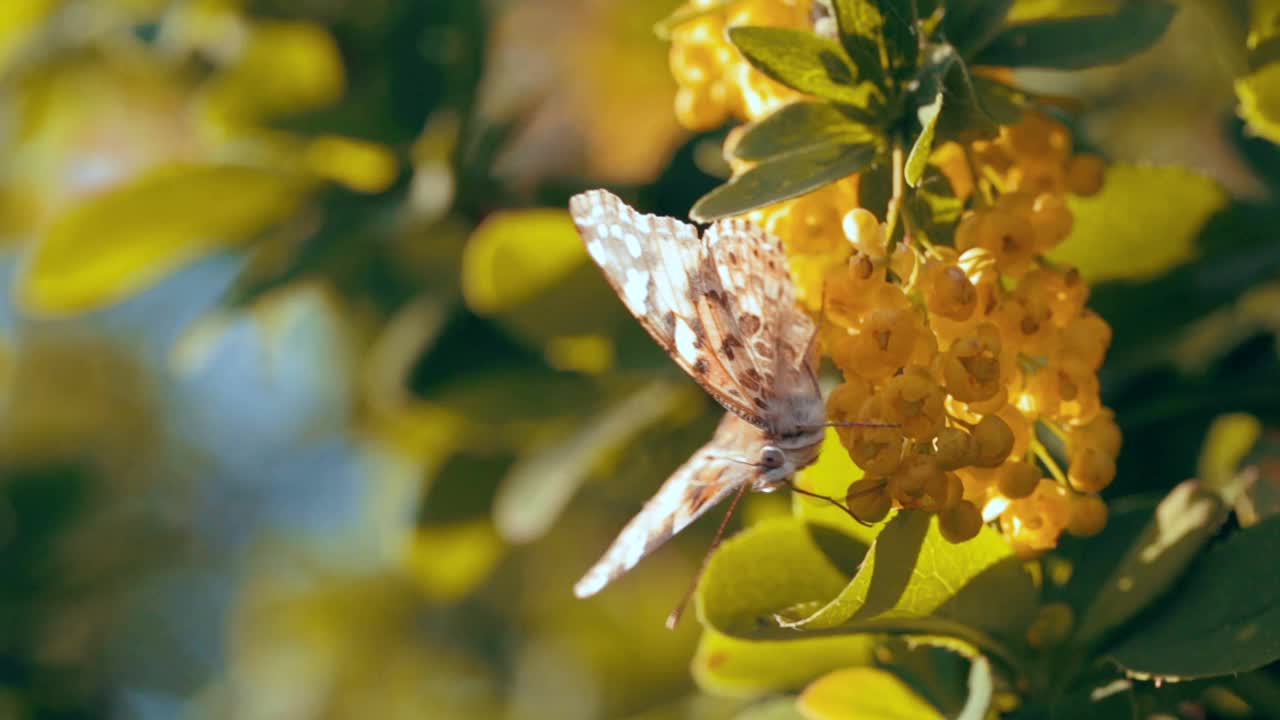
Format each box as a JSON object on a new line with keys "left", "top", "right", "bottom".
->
{"left": 885, "top": 140, "right": 906, "bottom": 252}
{"left": 1031, "top": 439, "right": 1069, "bottom": 487}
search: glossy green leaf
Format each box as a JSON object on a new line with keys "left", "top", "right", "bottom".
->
{"left": 1108, "top": 515, "right": 1280, "bottom": 679}
{"left": 974, "top": 2, "right": 1177, "bottom": 69}
{"left": 1051, "top": 165, "right": 1228, "bottom": 284}
{"left": 798, "top": 667, "right": 943, "bottom": 720}
{"left": 22, "top": 164, "right": 313, "bottom": 315}
{"left": 697, "top": 518, "right": 853, "bottom": 635}
{"left": 691, "top": 142, "right": 879, "bottom": 221}
{"left": 728, "top": 27, "right": 873, "bottom": 105}
{"left": 905, "top": 92, "right": 943, "bottom": 187}
{"left": 786, "top": 511, "right": 1030, "bottom": 634}
{"left": 943, "top": 0, "right": 1015, "bottom": 56}
{"left": 830, "top": 0, "right": 890, "bottom": 91}
{"left": 694, "top": 629, "right": 879, "bottom": 696}
{"left": 733, "top": 101, "right": 879, "bottom": 162}
{"left": 1074, "top": 480, "right": 1230, "bottom": 646}
{"left": 877, "top": 0, "right": 920, "bottom": 84}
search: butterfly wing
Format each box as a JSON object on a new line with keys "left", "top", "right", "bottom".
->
{"left": 574, "top": 412, "right": 762, "bottom": 598}
{"left": 569, "top": 190, "right": 819, "bottom": 431}
{"left": 700, "top": 218, "right": 823, "bottom": 434}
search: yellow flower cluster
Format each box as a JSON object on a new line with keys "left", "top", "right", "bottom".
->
{"left": 667, "top": 0, "right": 811, "bottom": 128}
{"left": 668, "top": 1, "right": 1122, "bottom": 554}
{"left": 755, "top": 112, "right": 1118, "bottom": 554}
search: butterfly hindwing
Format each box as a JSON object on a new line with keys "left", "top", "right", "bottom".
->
{"left": 573, "top": 412, "right": 761, "bottom": 598}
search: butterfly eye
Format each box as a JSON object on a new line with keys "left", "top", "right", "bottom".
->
{"left": 760, "top": 446, "right": 785, "bottom": 469}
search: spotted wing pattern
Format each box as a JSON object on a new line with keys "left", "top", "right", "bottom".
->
{"left": 567, "top": 189, "right": 826, "bottom": 598}
{"left": 568, "top": 190, "right": 820, "bottom": 431}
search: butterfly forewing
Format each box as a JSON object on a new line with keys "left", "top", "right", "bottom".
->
{"left": 569, "top": 190, "right": 819, "bottom": 429}
{"left": 568, "top": 189, "right": 827, "bottom": 598}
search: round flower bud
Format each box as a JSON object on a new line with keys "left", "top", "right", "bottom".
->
{"left": 933, "top": 426, "right": 975, "bottom": 470}
{"left": 972, "top": 414, "right": 1015, "bottom": 467}
{"left": 997, "top": 460, "right": 1041, "bottom": 499}
{"left": 1068, "top": 446, "right": 1116, "bottom": 493}
{"left": 1067, "top": 494, "right": 1108, "bottom": 537}
{"left": 847, "top": 477, "right": 892, "bottom": 523}
{"left": 939, "top": 500, "right": 983, "bottom": 543}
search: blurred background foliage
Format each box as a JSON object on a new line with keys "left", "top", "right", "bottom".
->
{"left": 0, "top": 0, "right": 1277, "bottom": 718}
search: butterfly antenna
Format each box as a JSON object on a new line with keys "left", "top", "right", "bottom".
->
{"left": 666, "top": 479, "right": 753, "bottom": 630}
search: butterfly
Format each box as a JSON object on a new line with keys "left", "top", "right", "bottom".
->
{"left": 568, "top": 189, "right": 838, "bottom": 613}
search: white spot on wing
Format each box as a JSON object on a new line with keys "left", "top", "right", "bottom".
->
{"left": 674, "top": 317, "right": 699, "bottom": 363}
{"left": 623, "top": 268, "right": 649, "bottom": 311}
{"left": 625, "top": 233, "right": 642, "bottom": 258}
{"left": 587, "top": 240, "right": 607, "bottom": 264}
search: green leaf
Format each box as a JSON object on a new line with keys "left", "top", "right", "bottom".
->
{"left": 1050, "top": 165, "right": 1228, "bottom": 284}
{"left": 830, "top": 0, "right": 891, "bottom": 91}
{"left": 21, "top": 164, "right": 313, "bottom": 315}
{"left": 973, "top": 1, "right": 1177, "bottom": 70}
{"left": 1087, "top": 202, "right": 1280, "bottom": 377}
{"left": 968, "top": 75, "right": 1030, "bottom": 125}
{"left": 1074, "top": 480, "right": 1230, "bottom": 646}
{"left": 694, "top": 629, "right": 879, "bottom": 696}
{"left": 955, "top": 657, "right": 994, "bottom": 720}
{"left": 905, "top": 92, "right": 943, "bottom": 187}
{"left": 943, "top": 0, "right": 1015, "bottom": 57}
{"left": 462, "top": 208, "right": 588, "bottom": 314}
{"left": 734, "top": 101, "right": 879, "bottom": 162}
{"left": 693, "top": 518, "right": 879, "bottom": 695}
{"left": 1236, "top": 62, "right": 1280, "bottom": 146}
{"left": 878, "top": 0, "right": 921, "bottom": 83}
{"left": 697, "top": 518, "right": 854, "bottom": 635}
{"left": 690, "top": 142, "right": 879, "bottom": 221}
{"left": 785, "top": 511, "right": 1033, "bottom": 636}
{"left": 797, "top": 667, "right": 943, "bottom": 719}
{"left": 729, "top": 26, "right": 874, "bottom": 104}
{"left": 1107, "top": 515, "right": 1280, "bottom": 679}
{"left": 653, "top": 0, "right": 734, "bottom": 40}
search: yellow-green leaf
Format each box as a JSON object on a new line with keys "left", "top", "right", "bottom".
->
{"left": 787, "top": 511, "right": 1026, "bottom": 632}
{"left": 797, "top": 667, "right": 942, "bottom": 720}
{"left": 1237, "top": 62, "right": 1280, "bottom": 145}
{"left": 462, "top": 209, "right": 587, "bottom": 315}
{"left": 793, "top": 430, "right": 878, "bottom": 545}
{"left": 694, "top": 629, "right": 878, "bottom": 697}
{"left": 406, "top": 519, "right": 506, "bottom": 602}
{"left": 698, "top": 518, "right": 854, "bottom": 636}
{"left": 21, "top": 164, "right": 313, "bottom": 314}
{"left": 906, "top": 92, "right": 943, "bottom": 188}
{"left": 201, "top": 20, "right": 345, "bottom": 126}
{"left": 1050, "top": 164, "right": 1227, "bottom": 283}
{"left": 1199, "top": 413, "right": 1263, "bottom": 493}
